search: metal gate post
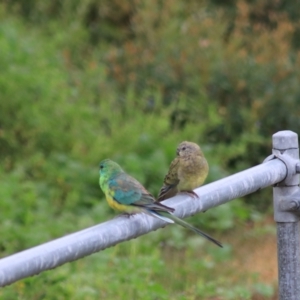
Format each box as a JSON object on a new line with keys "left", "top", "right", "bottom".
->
{"left": 272, "top": 131, "right": 300, "bottom": 300}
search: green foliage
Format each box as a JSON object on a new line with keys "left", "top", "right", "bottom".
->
{"left": 0, "top": 235, "right": 275, "bottom": 300}
{"left": 0, "top": 1, "right": 291, "bottom": 298}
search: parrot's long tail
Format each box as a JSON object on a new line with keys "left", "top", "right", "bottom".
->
{"left": 145, "top": 210, "right": 175, "bottom": 224}
{"left": 164, "top": 213, "right": 223, "bottom": 248}
{"left": 135, "top": 201, "right": 175, "bottom": 223}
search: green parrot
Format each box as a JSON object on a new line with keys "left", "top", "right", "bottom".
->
{"left": 99, "top": 159, "right": 222, "bottom": 247}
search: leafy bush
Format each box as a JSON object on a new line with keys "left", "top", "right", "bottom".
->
{"left": 0, "top": 1, "right": 292, "bottom": 297}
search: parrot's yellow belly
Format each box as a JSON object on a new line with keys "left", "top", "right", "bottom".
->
{"left": 106, "top": 195, "right": 129, "bottom": 212}
{"left": 178, "top": 173, "right": 207, "bottom": 191}
{"left": 177, "top": 156, "right": 209, "bottom": 191}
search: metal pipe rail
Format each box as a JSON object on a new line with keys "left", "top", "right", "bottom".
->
{"left": 272, "top": 131, "right": 300, "bottom": 300}
{"left": 0, "top": 158, "right": 287, "bottom": 287}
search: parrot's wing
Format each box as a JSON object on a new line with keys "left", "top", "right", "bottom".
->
{"left": 108, "top": 173, "right": 144, "bottom": 205}
{"left": 109, "top": 173, "right": 175, "bottom": 213}
{"left": 157, "top": 157, "right": 180, "bottom": 201}
{"left": 109, "top": 172, "right": 161, "bottom": 205}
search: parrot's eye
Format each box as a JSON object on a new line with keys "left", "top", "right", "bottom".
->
{"left": 100, "top": 165, "right": 104, "bottom": 169}
{"left": 182, "top": 147, "right": 186, "bottom": 151}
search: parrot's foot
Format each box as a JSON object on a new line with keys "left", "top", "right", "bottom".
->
{"left": 115, "top": 212, "right": 138, "bottom": 219}
{"left": 181, "top": 190, "right": 199, "bottom": 199}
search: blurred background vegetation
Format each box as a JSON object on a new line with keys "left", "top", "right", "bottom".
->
{"left": 1, "top": 0, "right": 299, "bottom": 298}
